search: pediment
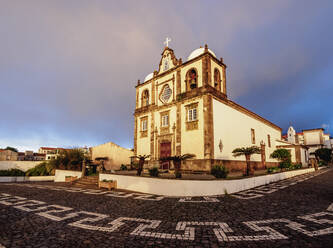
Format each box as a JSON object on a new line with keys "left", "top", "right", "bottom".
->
{"left": 157, "top": 47, "right": 180, "bottom": 74}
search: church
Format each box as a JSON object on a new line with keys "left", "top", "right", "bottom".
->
{"left": 134, "top": 40, "right": 284, "bottom": 172}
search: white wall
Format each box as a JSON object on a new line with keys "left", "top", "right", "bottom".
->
{"left": 213, "top": 99, "right": 281, "bottom": 162}
{"left": 304, "top": 131, "right": 321, "bottom": 145}
{"left": 54, "top": 169, "right": 82, "bottom": 182}
{"left": 181, "top": 98, "right": 204, "bottom": 159}
{"left": 100, "top": 168, "right": 315, "bottom": 197}
{"left": 136, "top": 112, "right": 152, "bottom": 156}
{"left": 0, "top": 161, "right": 41, "bottom": 172}
{"left": 0, "top": 176, "right": 54, "bottom": 183}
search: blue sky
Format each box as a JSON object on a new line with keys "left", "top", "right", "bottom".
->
{"left": 1, "top": 0, "right": 332, "bottom": 151}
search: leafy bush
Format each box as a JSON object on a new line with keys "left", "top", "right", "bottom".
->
{"left": 315, "top": 148, "right": 332, "bottom": 164}
{"left": 25, "top": 162, "right": 54, "bottom": 176}
{"left": 318, "top": 160, "right": 327, "bottom": 167}
{"left": 270, "top": 149, "right": 292, "bottom": 170}
{"left": 211, "top": 165, "right": 229, "bottom": 178}
{"left": 148, "top": 167, "right": 159, "bottom": 177}
{"left": 293, "top": 163, "right": 302, "bottom": 169}
{"left": 267, "top": 167, "right": 279, "bottom": 174}
{"left": 120, "top": 164, "right": 127, "bottom": 171}
{"left": 102, "top": 179, "right": 114, "bottom": 182}
{"left": 175, "top": 171, "right": 182, "bottom": 179}
{"left": 0, "top": 169, "right": 25, "bottom": 177}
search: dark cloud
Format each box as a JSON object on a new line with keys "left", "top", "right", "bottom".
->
{"left": 1, "top": 0, "right": 333, "bottom": 151}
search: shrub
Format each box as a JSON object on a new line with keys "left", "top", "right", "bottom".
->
{"left": 267, "top": 167, "right": 279, "bottom": 174}
{"left": 120, "top": 164, "right": 127, "bottom": 171}
{"left": 148, "top": 167, "right": 159, "bottom": 177}
{"left": 25, "top": 162, "right": 54, "bottom": 176}
{"left": 102, "top": 179, "right": 113, "bottom": 182}
{"left": 211, "top": 165, "right": 229, "bottom": 178}
{"left": 293, "top": 163, "right": 302, "bottom": 169}
{"left": 175, "top": 171, "right": 182, "bottom": 179}
{"left": 270, "top": 149, "right": 292, "bottom": 170}
{"left": 0, "top": 169, "right": 25, "bottom": 177}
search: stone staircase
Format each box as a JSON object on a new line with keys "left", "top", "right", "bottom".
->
{"left": 71, "top": 176, "right": 99, "bottom": 189}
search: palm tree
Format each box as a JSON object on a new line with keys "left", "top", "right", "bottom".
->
{"left": 133, "top": 155, "right": 150, "bottom": 176}
{"left": 232, "top": 146, "right": 261, "bottom": 176}
{"left": 160, "top": 154, "right": 196, "bottom": 178}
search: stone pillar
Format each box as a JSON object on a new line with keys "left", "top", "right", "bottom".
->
{"left": 260, "top": 142, "right": 266, "bottom": 169}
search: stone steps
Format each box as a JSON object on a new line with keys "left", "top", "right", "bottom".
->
{"left": 71, "top": 176, "right": 99, "bottom": 188}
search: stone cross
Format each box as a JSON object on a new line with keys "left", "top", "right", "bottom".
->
{"left": 164, "top": 37, "right": 171, "bottom": 47}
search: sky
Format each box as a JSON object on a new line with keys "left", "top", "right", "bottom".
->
{"left": 1, "top": 0, "right": 332, "bottom": 152}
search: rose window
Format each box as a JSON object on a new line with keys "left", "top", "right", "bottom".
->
{"left": 160, "top": 85, "right": 172, "bottom": 103}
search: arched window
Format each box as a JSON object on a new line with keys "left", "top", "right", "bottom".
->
{"left": 186, "top": 69, "right": 198, "bottom": 91}
{"left": 214, "top": 68, "right": 221, "bottom": 91}
{"left": 141, "top": 90, "right": 149, "bottom": 107}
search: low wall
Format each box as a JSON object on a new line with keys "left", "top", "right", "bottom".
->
{"left": 100, "top": 168, "right": 316, "bottom": 197}
{"left": 0, "top": 176, "right": 54, "bottom": 183}
{"left": 0, "top": 161, "right": 40, "bottom": 172}
{"left": 54, "top": 169, "right": 82, "bottom": 182}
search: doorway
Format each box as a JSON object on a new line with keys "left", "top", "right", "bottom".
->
{"left": 160, "top": 142, "right": 171, "bottom": 170}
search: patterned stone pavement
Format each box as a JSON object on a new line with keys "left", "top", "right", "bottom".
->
{"left": 0, "top": 169, "right": 332, "bottom": 247}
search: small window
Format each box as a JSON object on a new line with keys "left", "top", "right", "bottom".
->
{"left": 267, "top": 134, "right": 271, "bottom": 147}
{"left": 214, "top": 68, "right": 221, "bottom": 90}
{"left": 161, "top": 114, "right": 169, "bottom": 127}
{"left": 251, "top": 129, "right": 255, "bottom": 144}
{"left": 141, "top": 90, "right": 149, "bottom": 107}
{"left": 188, "top": 108, "right": 197, "bottom": 122}
{"left": 142, "top": 119, "right": 148, "bottom": 131}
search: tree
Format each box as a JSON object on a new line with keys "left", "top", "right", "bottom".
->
{"left": 133, "top": 155, "right": 150, "bottom": 176}
{"left": 314, "top": 148, "right": 332, "bottom": 165}
{"left": 232, "top": 146, "right": 261, "bottom": 176}
{"left": 270, "top": 148, "right": 291, "bottom": 171}
{"left": 160, "top": 154, "right": 196, "bottom": 178}
{"left": 50, "top": 148, "right": 89, "bottom": 171}
{"left": 5, "top": 146, "right": 18, "bottom": 153}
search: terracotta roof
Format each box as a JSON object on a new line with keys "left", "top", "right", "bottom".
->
{"left": 302, "top": 128, "right": 324, "bottom": 132}
{"left": 40, "top": 147, "right": 58, "bottom": 150}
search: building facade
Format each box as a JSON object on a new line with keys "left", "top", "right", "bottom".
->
{"left": 0, "top": 149, "right": 18, "bottom": 161}
{"left": 285, "top": 127, "right": 332, "bottom": 158}
{"left": 90, "top": 142, "right": 133, "bottom": 170}
{"left": 134, "top": 44, "right": 283, "bottom": 172}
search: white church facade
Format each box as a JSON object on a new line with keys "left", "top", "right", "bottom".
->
{"left": 134, "top": 43, "right": 285, "bottom": 172}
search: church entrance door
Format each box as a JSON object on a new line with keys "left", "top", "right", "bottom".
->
{"left": 160, "top": 142, "right": 171, "bottom": 170}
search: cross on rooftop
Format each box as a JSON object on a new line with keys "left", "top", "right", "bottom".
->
{"left": 164, "top": 37, "right": 171, "bottom": 47}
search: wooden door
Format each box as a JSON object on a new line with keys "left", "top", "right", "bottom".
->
{"left": 160, "top": 142, "right": 171, "bottom": 170}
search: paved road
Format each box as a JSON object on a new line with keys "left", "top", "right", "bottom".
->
{"left": 0, "top": 169, "right": 332, "bottom": 247}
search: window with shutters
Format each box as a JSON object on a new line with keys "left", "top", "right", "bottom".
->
{"left": 185, "top": 102, "right": 198, "bottom": 131}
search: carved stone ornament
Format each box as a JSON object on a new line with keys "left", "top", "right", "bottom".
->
{"left": 219, "top": 139, "right": 223, "bottom": 153}
{"left": 160, "top": 84, "right": 172, "bottom": 104}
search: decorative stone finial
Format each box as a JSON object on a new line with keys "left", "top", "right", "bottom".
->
{"left": 137, "top": 79, "right": 140, "bottom": 86}
{"left": 204, "top": 44, "right": 208, "bottom": 52}
{"left": 220, "top": 57, "right": 224, "bottom": 63}
{"left": 179, "top": 58, "right": 182, "bottom": 65}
